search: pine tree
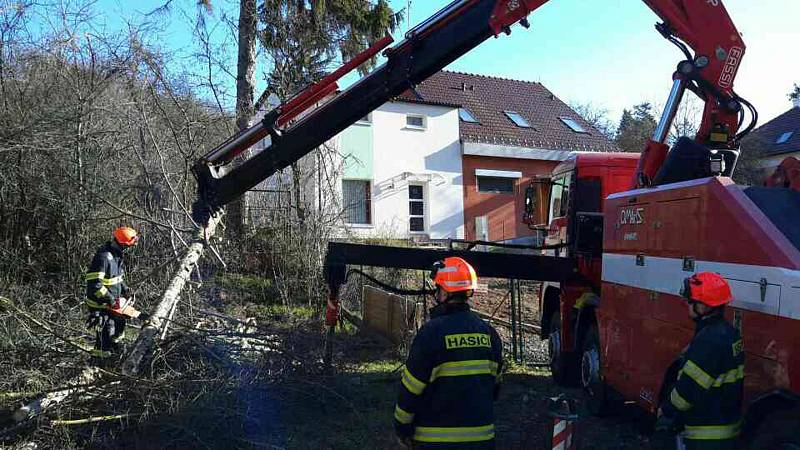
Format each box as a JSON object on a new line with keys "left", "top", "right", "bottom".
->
{"left": 615, "top": 102, "right": 657, "bottom": 153}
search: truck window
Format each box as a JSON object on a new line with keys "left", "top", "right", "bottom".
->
{"left": 549, "top": 172, "right": 572, "bottom": 222}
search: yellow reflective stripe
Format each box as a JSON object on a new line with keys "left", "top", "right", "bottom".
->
{"left": 95, "top": 286, "right": 109, "bottom": 297}
{"left": 429, "top": 360, "right": 498, "bottom": 382}
{"left": 682, "top": 360, "right": 714, "bottom": 389}
{"left": 85, "top": 271, "right": 105, "bottom": 281}
{"left": 394, "top": 405, "right": 414, "bottom": 424}
{"left": 684, "top": 422, "right": 741, "bottom": 440}
{"left": 101, "top": 276, "right": 123, "bottom": 286}
{"left": 414, "top": 424, "right": 494, "bottom": 443}
{"left": 670, "top": 388, "right": 692, "bottom": 411}
{"left": 401, "top": 367, "right": 427, "bottom": 395}
{"left": 90, "top": 349, "right": 112, "bottom": 358}
{"left": 712, "top": 365, "right": 744, "bottom": 387}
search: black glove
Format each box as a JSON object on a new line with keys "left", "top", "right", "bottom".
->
{"left": 86, "top": 312, "right": 100, "bottom": 329}
{"left": 655, "top": 413, "right": 682, "bottom": 433}
{"left": 394, "top": 420, "right": 414, "bottom": 440}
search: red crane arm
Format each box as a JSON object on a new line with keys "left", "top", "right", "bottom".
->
{"left": 194, "top": 0, "right": 752, "bottom": 220}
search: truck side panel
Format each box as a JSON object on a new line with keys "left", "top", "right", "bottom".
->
{"left": 601, "top": 176, "right": 800, "bottom": 412}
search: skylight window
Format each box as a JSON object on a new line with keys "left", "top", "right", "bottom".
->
{"left": 560, "top": 117, "right": 588, "bottom": 133}
{"left": 777, "top": 131, "right": 794, "bottom": 144}
{"left": 459, "top": 108, "right": 479, "bottom": 123}
{"left": 504, "top": 111, "right": 531, "bottom": 128}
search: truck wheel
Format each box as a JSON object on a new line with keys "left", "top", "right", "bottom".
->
{"left": 580, "top": 325, "right": 608, "bottom": 415}
{"left": 748, "top": 408, "right": 800, "bottom": 450}
{"left": 548, "top": 311, "right": 576, "bottom": 386}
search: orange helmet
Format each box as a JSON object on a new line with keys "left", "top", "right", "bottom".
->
{"left": 113, "top": 227, "right": 139, "bottom": 247}
{"left": 681, "top": 272, "right": 733, "bottom": 307}
{"left": 430, "top": 257, "right": 478, "bottom": 293}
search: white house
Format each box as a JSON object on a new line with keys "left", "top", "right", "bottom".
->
{"left": 337, "top": 100, "right": 465, "bottom": 240}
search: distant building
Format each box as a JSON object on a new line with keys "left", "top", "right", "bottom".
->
{"left": 336, "top": 70, "right": 618, "bottom": 242}
{"left": 747, "top": 97, "right": 800, "bottom": 174}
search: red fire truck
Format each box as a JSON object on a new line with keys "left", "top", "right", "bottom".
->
{"left": 531, "top": 148, "right": 800, "bottom": 445}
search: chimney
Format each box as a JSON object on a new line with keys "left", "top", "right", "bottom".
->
{"left": 793, "top": 97, "right": 800, "bottom": 109}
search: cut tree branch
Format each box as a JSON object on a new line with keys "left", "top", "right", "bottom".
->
{"left": 121, "top": 210, "right": 224, "bottom": 376}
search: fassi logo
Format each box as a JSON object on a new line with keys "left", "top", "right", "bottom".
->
{"left": 719, "top": 46, "right": 743, "bottom": 88}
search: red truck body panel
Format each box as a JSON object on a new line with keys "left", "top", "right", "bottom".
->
{"left": 601, "top": 176, "right": 800, "bottom": 412}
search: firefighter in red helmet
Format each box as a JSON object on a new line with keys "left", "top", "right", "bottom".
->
{"left": 657, "top": 272, "right": 744, "bottom": 450}
{"left": 393, "top": 257, "right": 503, "bottom": 449}
{"left": 84, "top": 227, "right": 140, "bottom": 363}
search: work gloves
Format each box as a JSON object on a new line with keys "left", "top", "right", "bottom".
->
{"left": 655, "top": 408, "right": 683, "bottom": 433}
{"left": 394, "top": 420, "right": 414, "bottom": 448}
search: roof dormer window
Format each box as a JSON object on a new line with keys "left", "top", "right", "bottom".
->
{"left": 504, "top": 111, "right": 531, "bottom": 128}
{"left": 777, "top": 131, "right": 794, "bottom": 144}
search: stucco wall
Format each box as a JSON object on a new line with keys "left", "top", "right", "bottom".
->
{"left": 462, "top": 155, "right": 559, "bottom": 241}
{"left": 340, "top": 101, "right": 465, "bottom": 240}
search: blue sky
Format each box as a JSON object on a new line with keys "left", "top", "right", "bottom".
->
{"left": 87, "top": 0, "right": 798, "bottom": 126}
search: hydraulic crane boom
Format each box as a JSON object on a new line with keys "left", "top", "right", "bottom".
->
{"left": 192, "top": 0, "right": 753, "bottom": 224}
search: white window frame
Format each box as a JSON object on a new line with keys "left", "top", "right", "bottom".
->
{"left": 408, "top": 183, "right": 426, "bottom": 233}
{"left": 342, "top": 179, "right": 373, "bottom": 226}
{"left": 405, "top": 114, "right": 427, "bottom": 131}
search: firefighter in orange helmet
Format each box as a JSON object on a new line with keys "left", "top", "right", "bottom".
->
{"left": 657, "top": 272, "right": 744, "bottom": 450}
{"left": 84, "top": 227, "right": 140, "bottom": 362}
{"left": 393, "top": 257, "right": 503, "bottom": 449}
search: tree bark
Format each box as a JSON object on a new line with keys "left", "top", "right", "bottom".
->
{"left": 227, "top": 0, "right": 259, "bottom": 237}
{"left": 121, "top": 211, "right": 224, "bottom": 376}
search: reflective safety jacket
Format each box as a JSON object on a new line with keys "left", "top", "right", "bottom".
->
{"left": 84, "top": 242, "right": 130, "bottom": 310}
{"left": 393, "top": 302, "right": 503, "bottom": 448}
{"left": 662, "top": 313, "right": 744, "bottom": 442}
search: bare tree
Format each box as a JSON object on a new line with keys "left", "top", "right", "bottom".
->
{"left": 569, "top": 101, "right": 615, "bottom": 139}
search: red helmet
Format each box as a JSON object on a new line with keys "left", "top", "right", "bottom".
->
{"left": 430, "top": 257, "right": 478, "bottom": 293}
{"left": 681, "top": 272, "right": 733, "bottom": 307}
{"left": 113, "top": 227, "right": 139, "bottom": 247}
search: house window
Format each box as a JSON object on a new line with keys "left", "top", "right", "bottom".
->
{"left": 355, "top": 113, "right": 372, "bottom": 125}
{"left": 504, "top": 111, "right": 531, "bottom": 128}
{"left": 405, "top": 114, "right": 427, "bottom": 130}
{"left": 475, "top": 169, "right": 520, "bottom": 194}
{"left": 560, "top": 117, "right": 588, "bottom": 133}
{"left": 777, "top": 131, "right": 794, "bottom": 144}
{"left": 408, "top": 184, "right": 425, "bottom": 232}
{"left": 477, "top": 176, "right": 515, "bottom": 193}
{"left": 459, "top": 108, "right": 479, "bottom": 123}
{"left": 343, "top": 180, "right": 371, "bottom": 224}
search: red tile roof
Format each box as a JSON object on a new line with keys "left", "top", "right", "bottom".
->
{"left": 396, "top": 70, "right": 618, "bottom": 152}
{"left": 747, "top": 106, "right": 800, "bottom": 157}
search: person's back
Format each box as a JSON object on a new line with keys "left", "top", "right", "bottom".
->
{"left": 393, "top": 257, "right": 503, "bottom": 449}
{"left": 658, "top": 272, "right": 744, "bottom": 450}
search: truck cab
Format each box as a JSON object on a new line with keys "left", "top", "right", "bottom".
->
{"left": 525, "top": 152, "right": 639, "bottom": 385}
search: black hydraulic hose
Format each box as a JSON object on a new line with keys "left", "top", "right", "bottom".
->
{"left": 345, "top": 268, "right": 435, "bottom": 296}
{"left": 733, "top": 91, "right": 758, "bottom": 141}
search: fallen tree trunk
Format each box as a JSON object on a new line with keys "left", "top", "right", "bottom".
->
{"left": 12, "top": 368, "right": 102, "bottom": 422}
{"left": 121, "top": 211, "right": 224, "bottom": 376}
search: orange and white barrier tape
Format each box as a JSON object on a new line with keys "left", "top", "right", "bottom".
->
{"left": 552, "top": 417, "right": 575, "bottom": 450}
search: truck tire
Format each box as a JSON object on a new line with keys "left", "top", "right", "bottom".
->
{"left": 748, "top": 408, "right": 800, "bottom": 450}
{"left": 580, "top": 325, "right": 608, "bottom": 415}
{"left": 548, "top": 311, "right": 576, "bottom": 386}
